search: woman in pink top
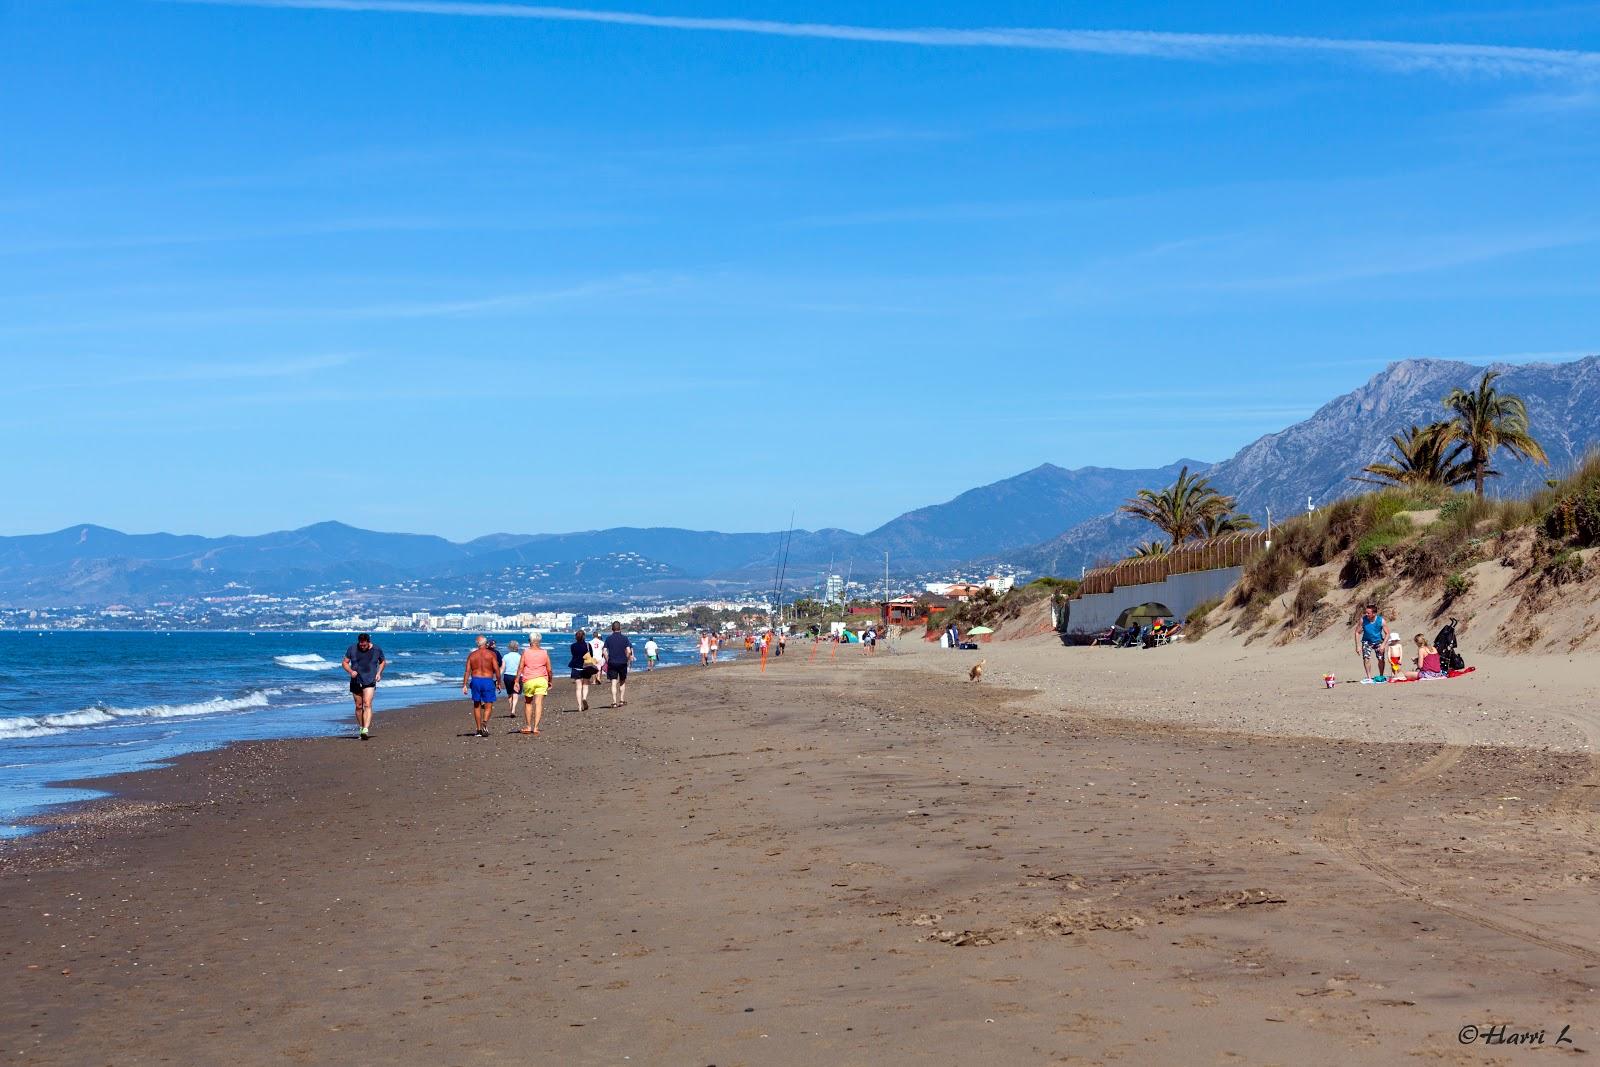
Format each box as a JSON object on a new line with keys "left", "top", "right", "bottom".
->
{"left": 1412, "top": 634, "right": 1444, "bottom": 679}
{"left": 515, "top": 633, "right": 555, "bottom": 734}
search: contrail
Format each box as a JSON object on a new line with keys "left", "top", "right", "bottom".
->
{"left": 169, "top": 0, "right": 1600, "bottom": 80}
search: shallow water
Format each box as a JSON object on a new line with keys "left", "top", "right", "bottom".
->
{"left": 0, "top": 630, "right": 701, "bottom": 836}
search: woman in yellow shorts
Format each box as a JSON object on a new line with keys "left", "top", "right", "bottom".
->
{"left": 514, "top": 633, "right": 555, "bottom": 735}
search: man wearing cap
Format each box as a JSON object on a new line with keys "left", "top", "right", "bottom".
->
{"left": 342, "top": 633, "right": 386, "bottom": 741}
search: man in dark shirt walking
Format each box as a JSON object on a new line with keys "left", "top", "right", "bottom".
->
{"left": 603, "top": 622, "right": 634, "bottom": 708}
{"left": 341, "top": 633, "right": 386, "bottom": 741}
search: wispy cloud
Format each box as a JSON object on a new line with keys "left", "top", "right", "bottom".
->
{"left": 170, "top": 0, "right": 1600, "bottom": 80}
{"left": 0, "top": 273, "right": 679, "bottom": 335}
{"left": 0, "top": 353, "right": 360, "bottom": 398}
{"left": 0, "top": 212, "right": 637, "bottom": 257}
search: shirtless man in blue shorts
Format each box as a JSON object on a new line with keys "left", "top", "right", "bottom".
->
{"left": 462, "top": 634, "right": 501, "bottom": 737}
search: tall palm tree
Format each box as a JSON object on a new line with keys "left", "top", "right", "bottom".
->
{"left": 1443, "top": 371, "right": 1549, "bottom": 498}
{"left": 1119, "top": 466, "right": 1238, "bottom": 544}
{"left": 1352, "top": 422, "right": 1475, "bottom": 489}
{"left": 1197, "top": 510, "right": 1258, "bottom": 538}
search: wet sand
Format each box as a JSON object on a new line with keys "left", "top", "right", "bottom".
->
{"left": 2, "top": 648, "right": 1597, "bottom": 1064}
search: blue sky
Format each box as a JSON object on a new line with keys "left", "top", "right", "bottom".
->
{"left": 3, "top": 1, "right": 1598, "bottom": 539}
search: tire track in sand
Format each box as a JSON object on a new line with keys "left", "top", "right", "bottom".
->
{"left": 1314, "top": 725, "right": 1600, "bottom": 966}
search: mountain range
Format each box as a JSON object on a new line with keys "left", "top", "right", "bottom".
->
{"left": 3, "top": 355, "right": 1596, "bottom": 608}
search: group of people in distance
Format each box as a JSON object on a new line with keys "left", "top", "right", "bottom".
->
{"left": 338, "top": 622, "right": 649, "bottom": 742}
{"left": 466, "top": 623, "right": 638, "bottom": 736}
{"left": 696, "top": 630, "right": 720, "bottom": 666}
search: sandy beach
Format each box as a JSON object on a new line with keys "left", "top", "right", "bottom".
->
{"left": 3, "top": 639, "right": 1597, "bottom": 1065}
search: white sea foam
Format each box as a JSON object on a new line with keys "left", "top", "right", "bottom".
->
{"left": 0, "top": 716, "right": 64, "bottom": 740}
{"left": 0, "top": 672, "right": 448, "bottom": 743}
{"left": 292, "top": 681, "right": 350, "bottom": 696}
{"left": 379, "top": 672, "right": 449, "bottom": 688}
{"left": 275, "top": 653, "right": 340, "bottom": 671}
{"left": 103, "top": 692, "right": 274, "bottom": 719}
{"left": 41, "top": 709, "right": 116, "bottom": 728}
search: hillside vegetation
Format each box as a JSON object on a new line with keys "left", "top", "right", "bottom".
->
{"left": 1212, "top": 454, "right": 1600, "bottom": 653}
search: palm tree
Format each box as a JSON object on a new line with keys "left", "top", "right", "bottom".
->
{"left": 1119, "top": 466, "right": 1238, "bottom": 544}
{"left": 1352, "top": 422, "right": 1475, "bottom": 489}
{"left": 1197, "top": 510, "right": 1258, "bottom": 538}
{"left": 1443, "top": 371, "right": 1549, "bottom": 498}
{"left": 1127, "top": 540, "right": 1168, "bottom": 559}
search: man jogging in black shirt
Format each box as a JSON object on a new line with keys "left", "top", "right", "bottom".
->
{"left": 342, "top": 633, "right": 386, "bottom": 740}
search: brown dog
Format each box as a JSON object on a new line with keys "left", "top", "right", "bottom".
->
{"left": 968, "top": 660, "right": 986, "bottom": 682}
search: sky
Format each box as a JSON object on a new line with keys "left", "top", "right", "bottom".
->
{"left": 3, "top": 1, "right": 1599, "bottom": 540}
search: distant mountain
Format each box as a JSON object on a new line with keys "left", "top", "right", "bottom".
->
{"left": 854, "top": 460, "right": 1205, "bottom": 565}
{"left": 0, "top": 462, "right": 1219, "bottom": 606}
{"left": 6, "top": 355, "right": 1595, "bottom": 608}
{"left": 1207, "top": 355, "right": 1600, "bottom": 513}
{"left": 1006, "top": 355, "right": 1600, "bottom": 574}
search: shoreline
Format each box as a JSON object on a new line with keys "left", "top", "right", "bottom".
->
{"left": 0, "top": 633, "right": 715, "bottom": 838}
{"left": 4, "top": 647, "right": 1598, "bottom": 1063}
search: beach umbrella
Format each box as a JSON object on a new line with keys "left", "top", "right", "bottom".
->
{"left": 966, "top": 626, "right": 995, "bottom": 636}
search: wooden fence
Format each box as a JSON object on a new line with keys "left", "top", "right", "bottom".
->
{"left": 1074, "top": 529, "right": 1267, "bottom": 597}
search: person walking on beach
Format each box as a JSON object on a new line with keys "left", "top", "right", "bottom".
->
{"left": 341, "top": 632, "right": 386, "bottom": 740}
{"left": 698, "top": 631, "right": 710, "bottom": 666}
{"left": 603, "top": 622, "right": 634, "bottom": 707}
{"left": 644, "top": 636, "right": 659, "bottom": 670}
{"left": 1356, "top": 604, "right": 1390, "bottom": 679}
{"left": 501, "top": 640, "right": 523, "bottom": 720}
{"left": 569, "top": 629, "right": 597, "bottom": 712}
{"left": 709, "top": 633, "right": 720, "bottom": 663}
{"left": 462, "top": 635, "right": 501, "bottom": 737}
{"left": 514, "top": 633, "right": 554, "bottom": 735}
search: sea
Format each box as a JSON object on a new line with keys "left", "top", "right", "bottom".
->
{"left": 0, "top": 630, "right": 705, "bottom": 838}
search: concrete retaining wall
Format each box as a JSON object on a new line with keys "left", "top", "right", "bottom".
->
{"left": 1058, "top": 566, "right": 1242, "bottom": 634}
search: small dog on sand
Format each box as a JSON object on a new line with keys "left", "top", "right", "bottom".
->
{"left": 968, "top": 660, "right": 985, "bottom": 682}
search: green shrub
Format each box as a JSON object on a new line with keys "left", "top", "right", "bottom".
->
{"left": 1437, "top": 495, "right": 1470, "bottom": 523}
{"left": 1342, "top": 514, "right": 1413, "bottom": 584}
{"left": 1027, "top": 576, "right": 1080, "bottom": 594}
{"left": 1184, "top": 597, "right": 1221, "bottom": 639}
{"left": 1443, "top": 571, "right": 1474, "bottom": 602}
{"left": 1539, "top": 452, "right": 1600, "bottom": 546}
{"left": 1292, "top": 575, "right": 1329, "bottom": 620}
{"left": 1235, "top": 546, "right": 1299, "bottom": 605}
{"left": 1542, "top": 549, "right": 1586, "bottom": 586}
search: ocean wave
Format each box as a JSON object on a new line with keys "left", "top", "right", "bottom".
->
{"left": 41, "top": 708, "right": 116, "bottom": 728}
{"left": 0, "top": 716, "right": 64, "bottom": 740}
{"left": 274, "top": 653, "right": 338, "bottom": 671}
{"left": 380, "top": 672, "right": 449, "bottom": 688}
{"left": 103, "top": 692, "right": 274, "bottom": 720}
{"left": 0, "top": 672, "right": 449, "bottom": 742}
{"left": 289, "top": 681, "right": 350, "bottom": 696}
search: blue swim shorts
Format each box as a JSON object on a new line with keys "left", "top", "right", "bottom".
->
{"left": 469, "top": 677, "right": 498, "bottom": 704}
